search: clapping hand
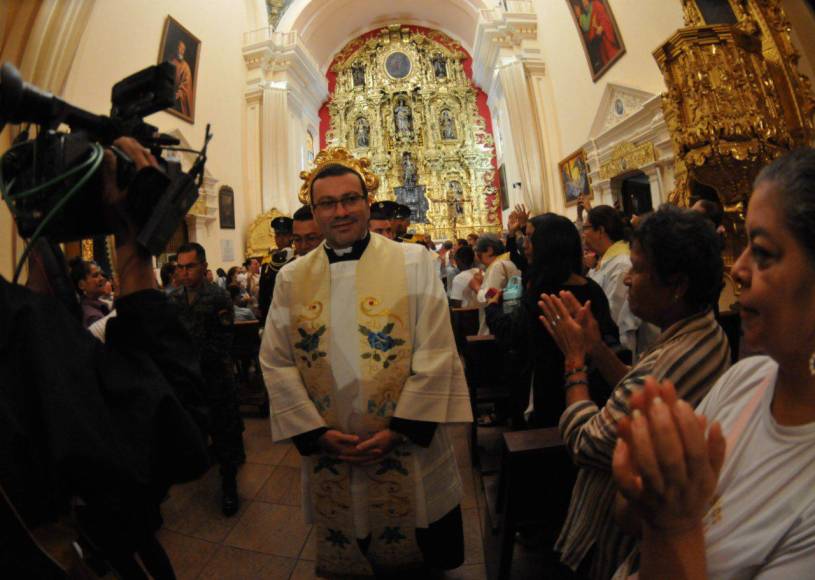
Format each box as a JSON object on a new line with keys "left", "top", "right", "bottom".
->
{"left": 612, "top": 378, "right": 725, "bottom": 534}
{"left": 539, "top": 291, "right": 598, "bottom": 365}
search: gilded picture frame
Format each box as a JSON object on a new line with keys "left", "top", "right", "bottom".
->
{"left": 158, "top": 16, "right": 201, "bottom": 123}
{"left": 559, "top": 149, "right": 593, "bottom": 207}
{"left": 566, "top": 0, "right": 626, "bottom": 82}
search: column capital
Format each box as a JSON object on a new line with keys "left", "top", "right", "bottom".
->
{"left": 242, "top": 28, "right": 327, "bottom": 114}
{"left": 472, "top": 1, "right": 542, "bottom": 93}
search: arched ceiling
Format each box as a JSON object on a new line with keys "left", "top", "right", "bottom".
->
{"left": 277, "top": 0, "right": 490, "bottom": 72}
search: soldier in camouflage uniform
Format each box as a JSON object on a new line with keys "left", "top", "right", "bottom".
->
{"left": 172, "top": 242, "right": 245, "bottom": 516}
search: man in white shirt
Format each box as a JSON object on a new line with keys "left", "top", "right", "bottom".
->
{"left": 449, "top": 245, "right": 478, "bottom": 309}
{"left": 470, "top": 234, "right": 521, "bottom": 334}
{"left": 583, "top": 205, "right": 659, "bottom": 359}
{"left": 260, "top": 148, "right": 472, "bottom": 578}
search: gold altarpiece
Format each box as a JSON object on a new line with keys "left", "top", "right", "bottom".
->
{"left": 655, "top": 0, "right": 815, "bottom": 262}
{"left": 324, "top": 25, "right": 501, "bottom": 239}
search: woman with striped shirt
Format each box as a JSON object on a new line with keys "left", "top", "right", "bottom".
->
{"left": 539, "top": 206, "right": 731, "bottom": 578}
{"left": 613, "top": 149, "right": 815, "bottom": 579}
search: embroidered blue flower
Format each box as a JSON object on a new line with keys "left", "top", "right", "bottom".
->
{"left": 359, "top": 322, "right": 405, "bottom": 366}
{"left": 368, "top": 331, "right": 396, "bottom": 352}
{"left": 326, "top": 528, "right": 351, "bottom": 549}
{"left": 379, "top": 527, "right": 406, "bottom": 544}
{"left": 295, "top": 326, "right": 327, "bottom": 367}
{"left": 376, "top": 458, "right": 408, "bottom": 476}
{"left": 367, "top": 398, "right": 397, "bottom": 417}
{"left": 314, "top": 456, "right": 343, "bottom": 475}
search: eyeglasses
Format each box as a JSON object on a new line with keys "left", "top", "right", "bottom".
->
{"left": 312, "top": 194, "right": 366, "bottom": 213}
{"left": 176, "top": 262, "right": 201, "bottom": 271}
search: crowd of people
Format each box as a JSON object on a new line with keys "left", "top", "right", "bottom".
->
{"left": 5, "top": 141, "right": 815, "bottom": 579}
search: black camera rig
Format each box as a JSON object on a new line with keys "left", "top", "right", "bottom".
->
{"left": 0, "top": 61, "right": 212, "bottom": 282}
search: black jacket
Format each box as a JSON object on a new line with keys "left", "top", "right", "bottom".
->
{"left": 486, "top": 278, "right": 618, "bottom": 427}
{"left": 0, "top": 279, "right": 208, "bottom": 539}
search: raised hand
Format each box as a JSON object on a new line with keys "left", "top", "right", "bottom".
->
{"left": 515, "top": 204, "right": 529, "bottom": 230}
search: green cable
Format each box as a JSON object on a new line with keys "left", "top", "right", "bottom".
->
{"left": 0, "top": 140, "right": 34, "bottom": 216}
{"left": 1, "top": 142, "right": 103, "bottom": 201}
{"left": 13, "top": 143, "right": 105, "bottom": 284}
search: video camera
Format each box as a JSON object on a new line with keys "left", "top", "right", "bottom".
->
{"left": 0, "top": 61, "right": 212, "bottom": 278}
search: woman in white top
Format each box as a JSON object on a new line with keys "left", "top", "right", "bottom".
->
{"left": 612, "top": 148, "right": 815, "bottom": 579}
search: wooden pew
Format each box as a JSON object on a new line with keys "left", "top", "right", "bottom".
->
{"left": 232, "top": 320, "right": 267, "bottom": 416}
{"left": 483, "top": 428, "right": 576, "bottom": 580}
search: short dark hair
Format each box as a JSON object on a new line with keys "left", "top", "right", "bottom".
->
{"left": 467, "top": 232, "right": 479, "bottom": 241}
{"left": 69, "top": 257, "right": 97, "bottom": 293}
{"left": 754, "top": 148, "right": 815, "bottom": 268}
{"left": 160, "top": 262, "right": 177, "bottom": 287}
{"left": 442, "top": 240, "right": 453, "bottom": 250}
{"left": 587, "top": 205, "right": 626, "bottom": 242}
{"left": 474, "top": 234, "right": 505, "bottom": 256}
{"left": 227, "top": 284, "right": 242, "bottom": 301}
{"left": 695, "top": 198, "right": 724, "bottom": 227}
{"left": 632, "top": 206, "right": 723, "bottom": 311}
{"left": 456, "top": 238, "right": 467, "bottom": 246}
{"left": 177, "top": 242, "right": 206, "bottom": 263}
{"left": 309, "top": 165, "right": 367, "bottom": 204}
{"left": 293, "top": 205, "right": 314, "bottom": 221}
{"left": 455, "top": 245, "right": 475, "bottom": 269}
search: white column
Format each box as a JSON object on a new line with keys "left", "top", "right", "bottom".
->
{"left": 497, "top": 60, "right": 546, "bottom": 213}
{"left": 526, "top": 63, "right": 564, "bottom": 215}
{"left": 243, "top": 88, "right": 263, "bottom": 224}
{"left": 644, "top": 166, "right": 664, "bottom": 209}
{"left": 261, "top": 82, "right": 295, "bottom": 215}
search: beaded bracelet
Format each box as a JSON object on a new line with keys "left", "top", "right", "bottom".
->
{"left": 564, "top": 365, "right": 588, "bottom": 379}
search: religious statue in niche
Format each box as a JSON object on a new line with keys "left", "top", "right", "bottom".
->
{"left": 395, "top": 151, "right": 429, "bottom": 223}
{"left": 432, "top": 53, "right": 447, "bottom": 79}
{"left": 351, "top": 62, "right": 365, "bottom": 88}
{"left": 401, "top": 151, "right": 418, "bottom": 187}
{"left": 440, "top": 109, "right": 456, "bottom": 140}
{"left": 354, "top": 117, "right": 370, "bottom": 148}
{"left": 394, "top": 98, "right": 413, "bottom": 135}
{"left": 449, "top": 180, "right": 465, "bottom": 217}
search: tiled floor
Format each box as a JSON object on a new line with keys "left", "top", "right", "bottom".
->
{"left": 158, "top": 419, "right": 487, "bottom": 580}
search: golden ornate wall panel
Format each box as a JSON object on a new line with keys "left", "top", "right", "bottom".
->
{"left": 323, "top": 25, "right": 500, "bottom": 239}
{"left": 656, "top": 0, "right": 815, "bottom": 262}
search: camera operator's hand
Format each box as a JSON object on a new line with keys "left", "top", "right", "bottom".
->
{"left": 102, "top": 137, "right": 159, "bottom": 297}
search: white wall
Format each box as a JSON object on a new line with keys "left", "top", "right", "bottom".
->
{"left": 534, "top": 0, "right": 684, "bottom": 156}
{"left": 62, "top": 0, "right": 259, "bottom": 270}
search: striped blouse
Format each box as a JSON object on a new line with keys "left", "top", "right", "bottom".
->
{"left": 555, "top": 309, "right": 731, "bottom": 579}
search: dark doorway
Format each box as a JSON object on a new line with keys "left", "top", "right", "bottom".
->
{"left": 619, "top": 171, "right": 653, "bottom": 218}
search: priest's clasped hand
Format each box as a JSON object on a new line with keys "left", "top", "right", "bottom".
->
{"left": 318, "top": 428, "right": 402, "bottom": 465}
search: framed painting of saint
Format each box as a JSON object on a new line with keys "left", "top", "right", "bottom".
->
{"left": 566, "top": 0, "right": 626, "bottom": 82}
{"left": 559, "top": 149, "right": 593, "bottom": 207}
{"left": 158, "top": 16, "right": 201, "bottom": 123}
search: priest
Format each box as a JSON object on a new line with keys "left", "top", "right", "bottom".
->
{"left": 260, "top": 148, "right": 472, "bottom": 578}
